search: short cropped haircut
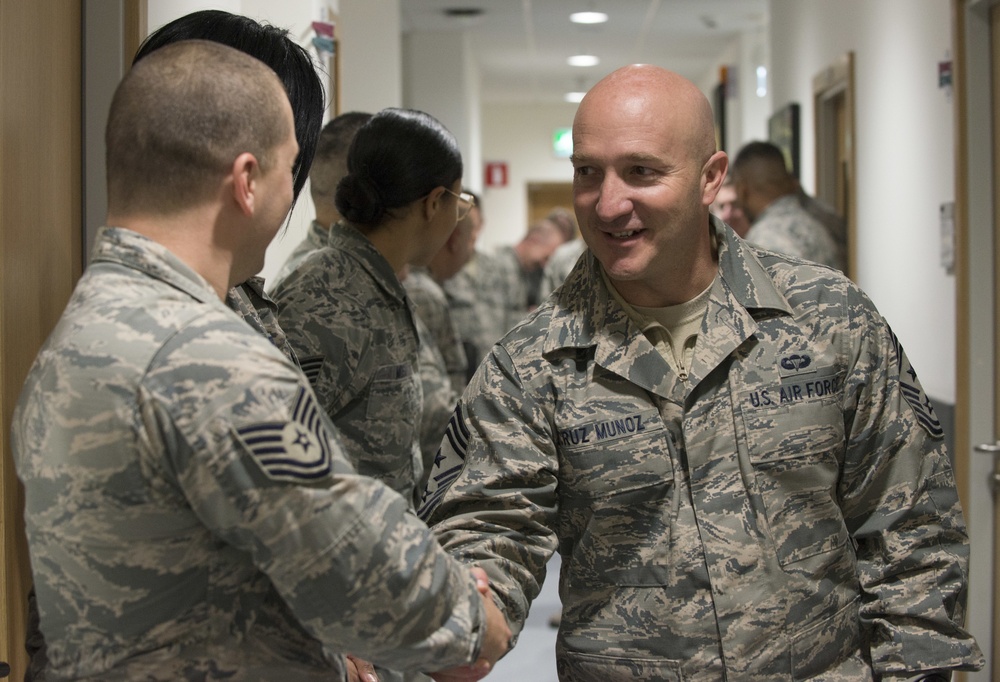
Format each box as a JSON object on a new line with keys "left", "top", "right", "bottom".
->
{"left": 133, "top": 10, "right": 324, "bottom": 204}
{"left": 309, "top": 111, "right": 373, "bottom": 205}
{"left": 106, "top": 40, "right": 290, "bottom": 216}
{"left": 336, "top": 108, "right": 463, "bottom": 228}
{"left": 731, "top": 140, "right": 792, "bottom": 192}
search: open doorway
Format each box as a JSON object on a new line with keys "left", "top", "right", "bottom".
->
{"left": 528, "top": 182, "right": 575, "bottom": 234}
{"left": 813, "top": 51, "right": 857, "bottom": 281}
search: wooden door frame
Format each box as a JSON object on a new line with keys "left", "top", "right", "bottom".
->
{"left": 1, "top": 1, "right": 85, "bottom": 677}
{"left": 953, "top": 0, "right": 999, "bottom": 678}
{"left": 812, "top": 51, "right": 857, "bottom": 281}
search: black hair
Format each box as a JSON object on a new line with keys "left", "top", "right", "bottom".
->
{"left": 336, "top": 108, "right": 463, "bottom": 227}
{"left": 133, "top": 10, "right": 324, "bottom": 204}
{"left": 732, "top": 140, "right": 789, "bottom": 173}
{"left": 309, "top": 111, "right": 373, "bottom": 201}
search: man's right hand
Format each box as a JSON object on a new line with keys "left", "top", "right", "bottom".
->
{"left": 429, "top": 566, "right": 512, "bottom": 682}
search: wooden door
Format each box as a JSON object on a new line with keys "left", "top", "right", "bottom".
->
{"left": 813, "top": 52, "right": 856, "bottom": 281}
{"left": 528, "top": 182, "right": 575, "bottom": 233}
{"left": 0, "top": 0, "right": 83, "bottom": 677}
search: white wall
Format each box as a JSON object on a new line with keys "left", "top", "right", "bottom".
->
{"left": 145, "top": 0, "right": 347, "bottom": 285}
{"left": 139, "top": 1, "right": 958, "bottom": 405}
{"left": 478, "top": 102, "right": 578, "bottom": 249}
{"left": 769, "top": 0, "right": 956, "bottom": 404}
{"left": 403, "top": 30, "right": 482, "bottom": 194}
{"left": 338, "top": 0, "right": 402, "bottom": 113}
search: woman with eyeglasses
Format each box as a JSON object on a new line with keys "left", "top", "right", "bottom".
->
{"left": 271, "top": 108, "right": 471, "bottom": 518}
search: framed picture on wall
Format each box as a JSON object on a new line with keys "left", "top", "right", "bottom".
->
{"left": 768, "top": 102, "right": 800, "bottom": 179}
{"left": 713, "top": 81, "right": 727, "bottom": 153}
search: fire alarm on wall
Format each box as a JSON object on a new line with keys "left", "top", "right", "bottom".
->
{"left": 484, "top": 162, "right": 508, "bottom": 188}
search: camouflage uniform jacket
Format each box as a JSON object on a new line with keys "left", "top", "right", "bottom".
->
{"left": 271, "top": 222, "right": 424, "bottom": 507}
{"left": 12, "top": 227, "right": 487, "bottom": 680}
{"left": 404, "top": 267, "right": 469, "bottom": 392}
{"left": 540, "top": 238, "right": 588, "bottom": 300}
{"left": 799, "top": 190, "right": 848, "bottom": 272}
{"left": 442, "top": 258, "right": 492, "bottom": 379}
{"left": 422, "top": 217, "right": 983, "bottom": 680}
{"left": 227, "top": 275, "right": 297, "bottom": 363}
{"left": 269, "top": 219, "right": 329, "bottom": 292}
{"left": 746, "top": 194, "right": 841, "bottom": 270}
{"left": 413, "top": 312, "right": 460, "bottom": 495}
{"left": 474, "top": 246, "right": 532, "bottom": 346}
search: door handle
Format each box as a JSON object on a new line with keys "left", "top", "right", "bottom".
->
{"left": 975, "top": 442, "right": 1000, "bottom": 494}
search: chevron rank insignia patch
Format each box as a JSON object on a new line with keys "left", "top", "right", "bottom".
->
{"left": 417, "top": 403, "right": 470, "bottom": 521}
{"left": 297, "top": 355, "right": 325, "bottom": 385}
{"left": 237, "top": 387, "right": 334, "bottom": 484}
{"left": 890, "top": 329, "right": 944, "bottom": 439}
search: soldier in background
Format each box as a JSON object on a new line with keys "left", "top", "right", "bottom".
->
{"left": 404, "top": 195, "right": 479, "bottom": 393}
{"left": 709, "top": 175, "right": 751, "bottom": 238}
{"left": 440, "top": 199, "right": 493, "bottom": 381}
{"left": 12, "top": 41, "right": 509, "bottom": 681}
{"left": 271, "top": 108, "right": 471, "bottom": 511}
{"left": 731, "top": 140, "right": 844, "bottom": 271}
{"left": 420, "top": 64, "right": 982, "bottom": 680}
{"left": 270, "top": 111, "right": 373, "bottom": 290}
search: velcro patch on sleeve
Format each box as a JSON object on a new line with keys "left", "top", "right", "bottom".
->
{"left": 237, "top": 387, "right": 335, "bottom": 483}
{"left": 890, "top": 329, "right": 944, "bottom": 439}
{"left": 417, "top": 403, "right": 470, "bottom": 521}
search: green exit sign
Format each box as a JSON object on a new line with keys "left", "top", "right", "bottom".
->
{"left": 553, "top": 127, "right": 573, "bottom": 158}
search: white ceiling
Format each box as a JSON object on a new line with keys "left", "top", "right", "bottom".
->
{"left": 400, "top": 0, "right": 769, "bottom": 104}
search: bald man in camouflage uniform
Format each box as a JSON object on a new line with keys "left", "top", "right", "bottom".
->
{"left": 420, "top": 65, "right": 982, "bottom": 681}
{"left": 12, "top": 41, "right": 508, "bottom": 681}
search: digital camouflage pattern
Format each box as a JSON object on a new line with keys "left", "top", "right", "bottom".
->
{"left": 745, "top": 194, "right": 842, "bottom": 270}
{"left": 271, "top": 222, "right": 424, "bottom": 507}
{"left": 269, "top": 220, "right": 329, "bottom": 293}
{"left": 799, "top": 190, "right": 848, "bottom": 273}
{"left": 413, "top": 312, "right": 460, "bottom": 495}
{"left": 441, "top": 259, "right": 492, "bottom": 378}
{"left": 404, "top": 267, "right": 469, "bottom": 392}
{"left": 540, "top": 238, "right": 587, "bottom": 301}
{"left": 470, "top": 246, "right": 533, "bottom": 348}
{"left": 227, "top": 275, "right": 298, "bottom": 363}
{"left": 12, "top": 227, "right": 487, "bottom": 681}
{"left": 422, "top": 216, "right": 983, "bottom": 680}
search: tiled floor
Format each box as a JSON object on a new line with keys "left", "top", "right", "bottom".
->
{"left": 488, "top": 554, "right": 561, "bottom": 681}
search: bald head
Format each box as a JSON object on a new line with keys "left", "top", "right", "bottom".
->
{"left": 569, "top": 64, "right": 728, "bottom": 307}
{"left": 107, "top": 40, "right": 291, "bottom": 217}
{"left": 576, "top": 65, "right": 718, "bottom": 164}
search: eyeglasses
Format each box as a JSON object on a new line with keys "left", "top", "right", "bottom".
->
{"left": 442, "top": 188, "right": 476, "bottom": 221}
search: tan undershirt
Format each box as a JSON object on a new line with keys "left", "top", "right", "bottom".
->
{"left": 603, "top": 269, "right": 716, "bottom": 381}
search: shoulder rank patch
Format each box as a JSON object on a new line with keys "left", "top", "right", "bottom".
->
{"left": 237, "top": 387, "right": 334, "bottom": 483}
{"left": 890, "top": 329, "right": 944, "bottom": 438}
{"left": 417, "top": 403, "right": 470, "bottom": 521}
{"left": 297, "top": 355, "right": 325, "bottom": 385}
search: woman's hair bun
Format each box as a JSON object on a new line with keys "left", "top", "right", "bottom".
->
{"left": 335, "top": 174, "right": 385, "bottom": 225}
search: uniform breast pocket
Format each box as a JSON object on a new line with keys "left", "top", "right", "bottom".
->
{"left": 558, "top": 414, "right": 676, "bottom": 587}
{"left": 365, "top": 363, "right": 419, "bottom": 425}
{"left": 741, "top": 393, "right": 847, "bottom": 567}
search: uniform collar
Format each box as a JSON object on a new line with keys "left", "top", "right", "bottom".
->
{"left": 541, "top": 216, "right": 792, "bottom": 397}
{"left": 90, "top": 226, "right": 219, "bottom": 304}
{"left": 326, "top": 221, "right": 407, "bottom": 303}
{"left": 307, "top": 220, "right": 329, "bottom": 249}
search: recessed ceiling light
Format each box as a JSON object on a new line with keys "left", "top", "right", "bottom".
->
{"left": 565, "top": 91, "right": 587, "bottom": 103}
{"left": 567, "top": 55, "right": 599, "bottom": 67}
{"left": 570, "top": 11, "right": 608, "bottom": 25}
{"left": 443, "top": 7, "right": 483, "bottom": 18}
